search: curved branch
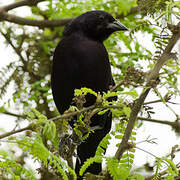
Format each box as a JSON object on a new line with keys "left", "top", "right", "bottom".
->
{"left": 114, "top": 22, "right": 180, "bottom": 161}
{"left": 0, "top": 1, "right": 139, "bottom": 28}
{"left": 0, "top": 10, "right": 72, "bottom": 28}
{"left": 2, "top": 0, "right": 45, "bottom": 11}
{"left": 0, "top": 103, "right": 125, "bottom": 140}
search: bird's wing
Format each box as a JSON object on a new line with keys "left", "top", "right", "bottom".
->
{"left": 51, "top": 37, "right": 114, "bottom": 114}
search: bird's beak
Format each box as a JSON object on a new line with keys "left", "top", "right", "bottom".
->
{"left": 107, "top": 20, "right": 128, "bottom": 31}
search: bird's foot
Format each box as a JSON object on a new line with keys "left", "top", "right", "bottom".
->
{"left": 59, "top": 134, "right": 73, "bottom": 159}
{"left": 90, "top": 125, "right": 103, "bottom": 131}
{"left": 59, "top": 132, "right": 82, "bottom": 160}
{"left": 58, "top": 125, "right": 103, "bottom": 160}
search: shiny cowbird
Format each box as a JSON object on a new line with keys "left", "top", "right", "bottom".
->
{"left": 51, "top": 10, "right": 128, "bottom": 177}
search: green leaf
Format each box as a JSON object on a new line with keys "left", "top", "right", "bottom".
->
{"left": 74, "top": 87, "right": 97, "bottom": 97}
{"left": 42, "top": 121, "right": 57, "bottom": 141}
{"left": 115, "top": 135, "right": 123, "bottom": 139}
{"left": 106, "top": 157, "right": 130, "bottom": 180}
{"left": 96, "top": 134, "right": 111, "bottom": 156}
{"left": 0, "top": 106, "right": 5, "bottom": 113}
{"left": 163, "top": 158, "right": 178, "bottom": 175}
{"left": 135, "top": 174, "right": 144, "bottom": 180}
{"left": 123, "top": 106, "right": 131, "bottom": 118}
{"left": 79, "top": 156, "right": 103, "bottom": 176}
{"left": 31, "top": 108, "right": 47, "bottom": 121}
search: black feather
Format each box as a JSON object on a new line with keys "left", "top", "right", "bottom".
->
{"left": 51, "top": 10, "right": 128, "bottom": 178}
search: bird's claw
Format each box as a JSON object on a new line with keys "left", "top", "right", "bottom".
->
{"left": 90, "top": 125, "right": 103, "bottom": 131}
{"left": 59, "top": 132, "right": 82, "bottom": 160}
{"left": 59, "top": 134, "right": 73, "bottom": 159}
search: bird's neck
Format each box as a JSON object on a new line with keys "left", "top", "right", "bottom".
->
{"left": 63, "top": 31, "right": 105, "bottom": 43}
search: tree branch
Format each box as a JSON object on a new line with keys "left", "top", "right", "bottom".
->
{"left": 0, "top": 125, "right": 32, "bottom": 140}
{"left": 138, "top": 116, "right": 180, "bottom": 130}
{"left": 2, "top": 104, "right": 179, "bottom": 141}
{"left": 146, "top": 23, "right": 180, "bottom": 81}
{"left": 2, "top": 0, "right": 45, "bottom": 11}
{"left": 0, "top": 10, "right": 72, "bottom": 28}
{"left": 114, "top": 22, "right": 180, "bottom": 161}
{"left": 144, "top": 93, "right": 172, "bottom": 105}
{"left": 0, "top": 103, "right": 125, "bottom": 140}
{"left": 115, "top": 88, "right": 150, "bottom": 160}
{"left": 110, "top": 80, "right": 125, "bottom": 92}
{"left": 50, "top": 104, "right": 124, "bottom": 122}
{"left": 0, "top": 0, "right": 139, "bottom": 28}
{"left": 2, "top": 110, "right": 25, "bottom": 119}
{"left": 0, "top": 30, "right": 25, "bottom": 63}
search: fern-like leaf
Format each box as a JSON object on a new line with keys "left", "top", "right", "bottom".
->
{"left": 95, "top": 133, "right": 111, "bottom": 156}
{"left": 16, "top": 135, "right": 76, "bottom": 180}
{"left": 106, "top": 157, "right": 130, "bottom": 180}
{"left": 79, "top": 156, "right": 103, "bottom": 176}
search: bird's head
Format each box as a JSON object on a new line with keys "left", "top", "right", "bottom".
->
{"left": 63, "top": 10, "right": 128, "bottom": 42}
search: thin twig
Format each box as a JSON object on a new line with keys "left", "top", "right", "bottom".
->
{"left": 0, "top": 30, "right": 25, "bottom": 63}
{"left": 2, "top": 110, "right": 25, "bottom": 118}
{"left": 0, "top": 29, "right": 41, "bottom": 80}
{"left": 138, "top": 117, "right": 175, "bottom": 126}
{"left": 110, "top": 80, "right": 125, "bottom": 92}
{"left": 135, "top": 146, "right": 157, "bottom": 158}
{"left": 144, "top": 99, "right": 164, "bottom": 105}
{"left": 0, "top": 125, "right": 32, "bottom": 139}
{"left": 138, "top": 116, "right": 180, "bottom": 130}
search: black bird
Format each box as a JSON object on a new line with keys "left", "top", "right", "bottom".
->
{"left": 51, "top": 10, "right": 128, "bottom": 177}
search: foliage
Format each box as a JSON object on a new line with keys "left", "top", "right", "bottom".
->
{"left": 154, "top": 157, "right": 179, "bottom": 180}
{"left": 0, "top": 0, "right": 179, "bottom": 179}
{"left": 0, "top": 150, "right": 36, "bottom": 180}
{"left": 16, "top": 135, "right": 76, "bottom": 180}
